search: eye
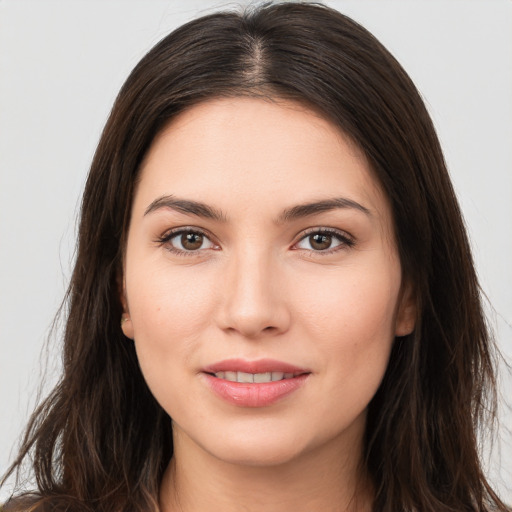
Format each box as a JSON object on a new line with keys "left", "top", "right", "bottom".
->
{"left": 158, "top": 228, "right": 217, "bottom": 254}
{"left": 294, "top": 229, "right": 354, "bottom": 252}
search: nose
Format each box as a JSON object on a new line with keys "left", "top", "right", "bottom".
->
{"left": 216, "top": 249, "right": 291, "bottom": 339}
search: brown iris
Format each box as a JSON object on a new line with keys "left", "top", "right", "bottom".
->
{"left": 309, "top": 233, "right": 333, "bottom": 250}
{"left": 181, "top": 232, "right": 204, "bottom": 250}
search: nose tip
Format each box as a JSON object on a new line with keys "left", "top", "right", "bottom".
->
{"left": 224, "top": 308, "right": 284, "bottom": 339}
{"left": 216, "top": 258, "right": 290, "bottom": 339}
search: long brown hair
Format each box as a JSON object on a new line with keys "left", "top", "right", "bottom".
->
{"left": 2, "top": 3, "right": 507, "bottom": 511}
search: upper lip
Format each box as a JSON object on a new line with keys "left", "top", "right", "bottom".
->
{"left": 202, "top": 358, "right": 310, "bottom": 375}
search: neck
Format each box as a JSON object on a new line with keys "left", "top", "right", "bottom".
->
{"left": 159, "top": 423, "right": 373, "bottom": 512}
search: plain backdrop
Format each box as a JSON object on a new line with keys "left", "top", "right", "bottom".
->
{"left": 1, "top": 0, "right": 511, "bottom": 503}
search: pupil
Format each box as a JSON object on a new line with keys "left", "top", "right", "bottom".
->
{"left": 311, "top": 233, "right": 331, "bottom": 250}
{"left": 181, "top": 232, "right": 203, "bottom": 250}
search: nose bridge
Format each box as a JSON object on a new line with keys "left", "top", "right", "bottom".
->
{"left": 219, "top": 243, "right": 289, "bottom": 338}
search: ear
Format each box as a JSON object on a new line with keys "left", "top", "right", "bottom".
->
{"left": 395, "top": 281, "right": 416, "bottom": 337}
{"left": 118, "top": 272, "right": 135, "bottom": 340}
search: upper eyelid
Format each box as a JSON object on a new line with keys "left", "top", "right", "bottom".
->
{"left": 294, "top": 226, "right": 354, "bottom": 242}
{"left": 156, "top": 225, "right": 354, "bottom": 248}
{"left": 157, "top": 227, "right": 218, "bottom": 255}
{"left": 292, "top": 227, "right": 355, "bottom": 252}
{"left": 158, "top": 226, "right": 214, "bottom": 242}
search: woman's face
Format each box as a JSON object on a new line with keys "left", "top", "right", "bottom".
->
{"left": 122, "top": 97, "right": 415, "bottom": 467}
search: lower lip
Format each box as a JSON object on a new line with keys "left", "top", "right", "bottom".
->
{"left": 203, "top": 373, "right": 309, "bottom": 407}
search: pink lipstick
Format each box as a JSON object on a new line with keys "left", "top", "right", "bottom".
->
{"left": 202, "top": 358, "right": 310, "bottom": 407}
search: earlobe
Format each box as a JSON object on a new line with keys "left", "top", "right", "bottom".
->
{"left": 395, "top": 282, "right": 417, "bottom": 337}
{"left": 121, "top": 313, "right": 134, "bottom": 340}
{"left": 118, "top": 272, "right": 134, "bottom": 340}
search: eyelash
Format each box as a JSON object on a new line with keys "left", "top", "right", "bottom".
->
{"left": 156, "top": 227, "right": 218, "bottom": 256}
{"left": 293, "top": 227, "right": 355, "bottom": 254}
{"left": 156, "top": 227, "right": 355, "bottom": 256}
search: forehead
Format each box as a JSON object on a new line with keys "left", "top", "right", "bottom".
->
{"left": 135, "top": 97, "right": 390, "bottom": 224}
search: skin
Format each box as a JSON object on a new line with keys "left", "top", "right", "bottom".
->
{"left": 121, "top": 97, "right": 416, "bottom": 512}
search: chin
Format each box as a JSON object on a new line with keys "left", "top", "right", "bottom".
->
{"left": 210, "top": 439, "right": 307, "bottom": 467}
{"left": 187, "top": 422, "right": 312, "bottom": 468}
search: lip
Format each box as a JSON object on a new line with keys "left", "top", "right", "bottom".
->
{"left": 203, "top": 358, "right": 309, "bottom": 375}
{"left": 202, "top": 358, "right": 311, "bottom": 408}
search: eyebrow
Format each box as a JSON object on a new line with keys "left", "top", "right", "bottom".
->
{"left": 276, "top": 197, "right": 371, "bottom": 223}
{"left": 144, "top": 195, "right": 227, "bottom": 222}
{"left": 144, "top": 195, "right": 371, "bottom": 223}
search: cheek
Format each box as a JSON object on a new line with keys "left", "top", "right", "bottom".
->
{"left": 293, "top": 261, "right": 399, "bottom": 398}
{"left": 125, "top": 261, "right": 217, "bottom": 386}
{"left": 128, "top": 260, "right": 216, "bottom": 335}
{"left": 295, "top": 260, "right": 400, "bottom": 338}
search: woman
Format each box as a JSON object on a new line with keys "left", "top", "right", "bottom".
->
{"left": 1, "top": 2, "right": 509, "bottom": 511}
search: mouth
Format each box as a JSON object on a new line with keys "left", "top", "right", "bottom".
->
{"left": 208, "top": 371, "right": 304, "bottom": 383}
{"left": 201, "top": 359, "right": 311, "bottom": 407}
{"left": 202, "top": 358, "right": 310, "bottom": 381}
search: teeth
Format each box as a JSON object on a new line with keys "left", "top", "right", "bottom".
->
{"left": 213, "top": 371, "right": 295, "bottom": 383}
{"left": 237, "top": 371, "right": 254, "bottom": 383}
{"left": 225, "top": 371, "right": 237, "bottom": 381}
{"left": 254, "top": 372, "right": 271, "bottom": 383}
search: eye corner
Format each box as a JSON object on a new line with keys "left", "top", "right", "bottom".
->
{"left": 155, "top": 226, "right": 220, "bottom": 256}
{"left": 292, "top": 227, "right": 355, "bottom": 254}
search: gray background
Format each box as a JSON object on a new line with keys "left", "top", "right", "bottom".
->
{"left": 1, "top": 0, "right": 511, "bottom": 503}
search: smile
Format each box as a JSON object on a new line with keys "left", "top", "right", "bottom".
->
{"left": 202, "top": 359, "right": 311, "bottom": 407}
{"left": 211, "top": 371, "right": 299, "bottom": 383}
